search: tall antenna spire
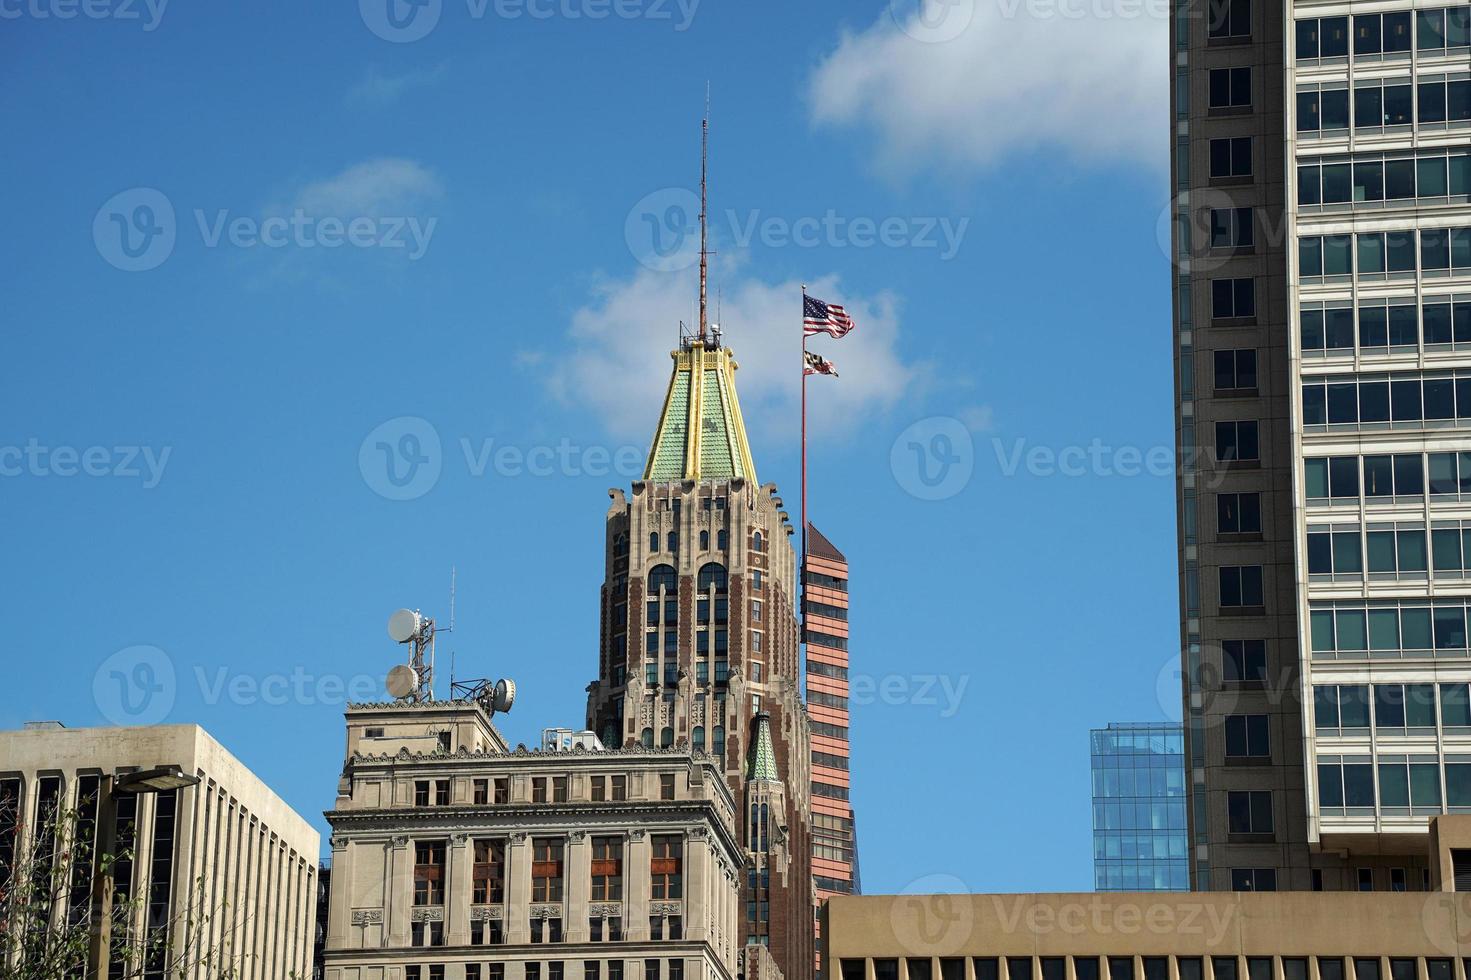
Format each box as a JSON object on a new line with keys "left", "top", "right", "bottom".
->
{"left": 698, "top": 84, "right": 710, "bottom": 343}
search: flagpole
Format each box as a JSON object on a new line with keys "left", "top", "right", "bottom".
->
{"left": 800, "top": 284, "right": 808, "bottom": 643}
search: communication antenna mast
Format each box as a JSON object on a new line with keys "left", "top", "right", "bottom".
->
{"left": 386, "top": 608, "right": 435, "bottom": 702}
{"left": 448, "top": 565, "right": 456, "bottom": 633}
{"left": 698, "top": 85, "right": 712, "bottom": 343}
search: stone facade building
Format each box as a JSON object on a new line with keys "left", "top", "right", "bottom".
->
{"left": 321, "top": 700, "right": 748, "bottom": 980}
{"left": 584, "top": 338, "right": 815, "bottom": 980}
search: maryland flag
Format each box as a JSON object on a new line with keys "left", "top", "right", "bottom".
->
{"left": 803, "top": 351, "right": 838, "bottom": 378}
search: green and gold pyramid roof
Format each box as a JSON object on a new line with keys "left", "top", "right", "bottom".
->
{"left": 644, "top": 341, "right": 757, "bottom": 483}
{"left": 747, "top": 712, "right": 781, "bottom": 783}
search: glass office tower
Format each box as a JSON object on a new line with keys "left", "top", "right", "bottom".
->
{"left": 1090, "top": 722, "right": 1189, "bottom": 891}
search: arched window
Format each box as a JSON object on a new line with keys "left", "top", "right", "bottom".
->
{"left": 648, "top": 564, "right": 677, "bottom": 595}
{"left": 641, "top": 728, "right": 654, "bottom": 748}
{"left": 752, "top": 531, "right": 763, "bottom": 551}
{"left": 649, "top": 532, "right": 660, "bottom": 552}
{"left": 602, "top": 723, "right": 618, "bottom": 747}
{"left": 718, "top": 529, "right": 728, "bottom": 550}
{"left": 668, "top": 531, "right": 679, "bottom": 553}
{"left": 614, "top": 533, "right": 629, "bottom": 557}
{"left": 660, "top": 727, "right": 674, "bottom": 748}
{"left": 697, "top": 563, "right": 728, "bottom": 594}
{"left": 692, "top": 726, "right": 705, "bottom": 751}
{"left": 712, "top": 725, "right": 725, "bottom": 758}
{"left": 700, "top": 530, "right": 710, "bottom": 550}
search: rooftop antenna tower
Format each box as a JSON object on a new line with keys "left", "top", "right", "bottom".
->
{"left": 698, "top": 84, "right": 712, "bottom": 344}
{"left": 385, "top": 608, "right": 435, "bottom": 702}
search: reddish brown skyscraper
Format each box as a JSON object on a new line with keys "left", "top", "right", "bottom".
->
{"left": 803, "top": 524, "right": 858, "bottom": 975}
{"left": 586, "top": 337, "right": 815, "bottom": 980}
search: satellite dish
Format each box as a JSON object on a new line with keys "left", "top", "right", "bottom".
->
{"left": 387, "top": 609, "right": 421, "bottom": 644}
{"left": 493, "top": 678, "right": 516, "bottom": 713}
{"left": 386, "top": 664, "right": 419, "bottom": 700}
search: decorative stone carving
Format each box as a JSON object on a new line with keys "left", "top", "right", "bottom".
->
{"left": 510, "top": 832, "right": 529, "bottom": 843}
{"left": 687, "top": 826, "right": 709, "bottom": 840}
{"left": 530, "top": 903, "right": 562, "bottom": 920}
{"left": 451, "top": 832, "right": 471, "bottom": 845}
{"left": 570, "top": 830, "right": 587, "bottom": 842}
{"left": 330, "top": 835, "right": 347, "bottom": 849}
{"left": 351, "top": 909, "right": 383, "bottom": 926}
{"left": 470, "top": 905, "right": 504, "bottom": 921}
{"left": 589, "top": 903, "right": 623, "bottom": 918}
{"left": 391, "top": 835, "right": 410, "bottom": 848}
{"left": 650, "top": 901, "right": 683, "bottom": 916}
{"left": 629, "top": 829, "right": 647, "bottom": 841}
{"left": 411, "top": 906, "right": 445, "bottom": 922}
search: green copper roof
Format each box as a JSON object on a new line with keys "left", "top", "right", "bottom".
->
{"left": 747, "top": 712, "right": 780, "bottom": 783}
{"left": 644, "top": 343, "right": 757, "bottom": 483}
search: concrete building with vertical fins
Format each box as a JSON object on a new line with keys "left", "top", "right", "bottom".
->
{"left": 0, "top": 722, "right": 320, "bottom": 980}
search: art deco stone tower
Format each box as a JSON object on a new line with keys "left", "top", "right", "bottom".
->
{"left": 587, "top": 337, "right": 814, "bottom": 980}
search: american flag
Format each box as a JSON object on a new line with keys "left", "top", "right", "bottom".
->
{"left": 803, "top": 294, "right": 856, "bottom": 338}
{"left": 804, "top": 351, "right": 838, "bottom": 378}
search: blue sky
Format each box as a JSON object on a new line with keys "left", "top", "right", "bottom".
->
{"left": 2, "top": 0, "right": 1174, "bottom": 893}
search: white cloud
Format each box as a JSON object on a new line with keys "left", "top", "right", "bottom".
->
{"left": 547, "top": 268, "right": 918, "bottom": 452}
{"left": 290, "top": 158, "right": 443, "bottom": 216}
{"left": 348, "top": 63, "right": 450, "bottom": 107}
{"left": 808, "top": 0, "right": 1167, "bottom": 172}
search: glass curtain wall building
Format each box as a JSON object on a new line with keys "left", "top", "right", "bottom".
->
{"left": 1090, "top": 722, "right": 1189, "bottom": 891}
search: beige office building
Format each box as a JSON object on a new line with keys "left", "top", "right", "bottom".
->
{"left": 321, "top": 699, "right": 754, "bottom": 980}
{"left": 0, "top": 721, "right": 321, "bottom": 979}
{"left": 823, "top": 817, "right": 1471, "bottom": 980}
